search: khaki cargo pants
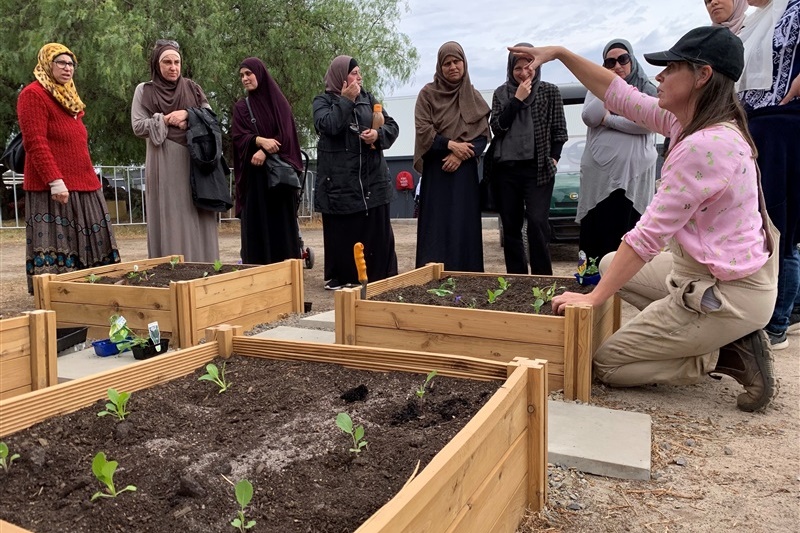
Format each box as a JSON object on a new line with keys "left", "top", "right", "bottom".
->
{"left": 595, "top": 238, "right": 778, "bottom": 387}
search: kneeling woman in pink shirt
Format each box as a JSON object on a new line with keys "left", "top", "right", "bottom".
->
{"left": 510, "top": 26, "right": 779, "bottom": 412}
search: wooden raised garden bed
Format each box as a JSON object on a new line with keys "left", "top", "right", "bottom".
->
{"left": 335, "top": 263, "right": 621, "bottom": 402}
{"left": 32, "top": 257, "right": 304, "bottom": 348}
{"left": 0, "top": 310, "right": 58, "bottom": 400}
{"left": 0, "top": 325, "right": 549, "bottom": 533}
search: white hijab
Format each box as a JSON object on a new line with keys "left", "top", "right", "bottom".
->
{"left": 737, "top": 0, "right": 790, "bottom": 92}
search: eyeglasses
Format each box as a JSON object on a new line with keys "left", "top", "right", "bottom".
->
{"left": 52, "top": 60, "right": 76, "bottom": 69}
{"left": 155, "top": 39, "right": 180, "bottom": 49}
{"left": 603, "top": 54, "right": 631, "bottom": 69}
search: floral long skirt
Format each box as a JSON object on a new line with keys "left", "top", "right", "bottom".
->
{"left": 25, "top": 188, "right": 121, "bottom": 294}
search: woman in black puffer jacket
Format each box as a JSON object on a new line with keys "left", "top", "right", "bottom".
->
{"left": 313, "top": 55, "right": 400, "bottom": 289}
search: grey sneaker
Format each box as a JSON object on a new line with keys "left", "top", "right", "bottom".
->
{"left": 788, "top": 312, "right": 800, "bottom": 335}
{"left": 766, "top": 329, "right": 788, "bottom": 350}
{"left": 711, "top": 330, "right": 775, "bottom": 412}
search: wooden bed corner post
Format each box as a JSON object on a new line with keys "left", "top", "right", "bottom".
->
{"left": 207, "top": 325, "right": 234, "bottom": 358}
{"left": 25, "top": 310, "right": 57, "bottom": 390}
{"left": 430, "top": 262, "right": 444, "bottom": 280}
{"left": 612, "top": 294, "right": 622, "bottom": 332}
{"left": 506, "top": 357, "right": 549, "bottom": 512}
{"left": 563, "top": 304, "right": 593, "bottom": 403}
{"left": 526, "top": 358, "right": 549, "bottom": 512}
{"left": 33, "top": 274, "right": 55, "bottom": 311}
{"left": 334, "top": 288, "right": 358, "bottom": 345}
{"left": 290, "top": 258, "right": 304, "bottom": 314}
{"left": 173, "top": 281, "right": 193, "bottom": 349}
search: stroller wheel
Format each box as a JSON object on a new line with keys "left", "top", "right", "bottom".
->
{"left": 304, "top": 247, "right": 315, "bottom": 269}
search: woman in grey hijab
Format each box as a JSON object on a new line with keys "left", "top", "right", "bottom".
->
{"left": 489, "top": 43, "right": 568, "bottom": 275}
{"left": 577, "top": 38, "right": 658, "bottom": 263}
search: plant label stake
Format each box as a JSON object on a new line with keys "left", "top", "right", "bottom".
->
{"left": 354, "top": 242, "right": 368, "bottom": 299}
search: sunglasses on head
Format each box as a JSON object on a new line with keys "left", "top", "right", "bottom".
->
{"left": 603, "top": 53, "right": 631, "bottom": 69}
{"left": 155, "top": 39, "right": 180, "bottom": 49}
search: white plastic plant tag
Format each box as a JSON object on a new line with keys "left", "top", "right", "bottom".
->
{"left": 148, "top": 321, "right": 161, "bottom": 352}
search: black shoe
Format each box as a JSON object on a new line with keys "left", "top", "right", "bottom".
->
{"left": 711, "top": 330, "right": 775, "bottom": 412}
{"left": 324, "top": 279, "right": 344, "bottom": 290}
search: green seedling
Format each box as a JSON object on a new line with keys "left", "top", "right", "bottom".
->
{"left": 199, "top": 362, "right": 231, "bottom": 393}
{"left": 466, "top": 298, "right": 477, "bottom": 309}
{"left": 203, "top": 271, "right": 209, "bottom": 278}
{"left": 531, "top": 281, "right": 563, "bottom": 314}
{"left": 415, "top": 370, "right": 438, "bottom": 398}
{"left": 169, "top": 256, "right": 180, "bottom": 269}
{"left": 0, "top": 441, "right": 20, "bottom": 472}
{"left": 97, "top": 388, "right": 131, "bottom": 421}
{"left": 335, "top": 412, "right": 367, "bottom": 454}
{"left": 427, "top": 277, "right": 456, "bottom": 297}
{"left": 487, "top": 276, "right": 510, "bottom": 303}
{"left": 86, "top": 273, "right": 99, "bottom": 283}
{"left": 90, "top": 452, "right": 136, "bottom": 501}
{"left": 230, "top": 479, "right": 256, "bottom": 531}
{"left": 97, "top": 388, "right": 131, "bottom": 419}
{"left": 213, "top": 259, "right": 224, "bottom": 273}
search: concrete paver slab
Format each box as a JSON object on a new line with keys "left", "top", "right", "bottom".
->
{"left": 252, "top": 326, "right": 335, "bottom": 343}
{"left": 299, "top": 310, "right": 335, "bottom": 331}
{"left": 548, "top": 400, "right": 651, "bottom": 480}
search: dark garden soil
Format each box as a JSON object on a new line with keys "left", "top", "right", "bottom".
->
{"left": 0, "top": 356, "right": 499, "bottom": 533}
{"left": 92, "top": 263, "right": 255, "bottom": 288}
{"left": 373, "top": 275, "right": 594, "bottom": 315}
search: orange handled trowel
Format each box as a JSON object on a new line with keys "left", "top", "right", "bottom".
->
{"left": 354, "top": 242, "right": 368, "bottom": 299}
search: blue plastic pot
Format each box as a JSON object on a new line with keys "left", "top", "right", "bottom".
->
{"left": 574, "top": 272, "right": 601, "bottom": 286}
{"left": 92, "top": 339, "right": 120, "bottom": 357}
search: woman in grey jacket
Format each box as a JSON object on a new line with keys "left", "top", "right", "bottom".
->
{"left": 313, "top": 55, "right": 399, "bottom": 289}
{"left": 577, "top": 39, "right": 658, "bottom": 262}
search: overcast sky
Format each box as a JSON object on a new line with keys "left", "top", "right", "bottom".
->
{"left": 387, "top": 0, "right": 724, "bottom": 96}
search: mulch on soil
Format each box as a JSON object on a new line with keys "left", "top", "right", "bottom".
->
{"left": 373, "top": 275, "right": 594, "bottom": 315}
{"left": 0, "top": 356, "right": 499, "bottom": 532}
{"left": 91, "top": 263, "right": 255, "bottom": 288}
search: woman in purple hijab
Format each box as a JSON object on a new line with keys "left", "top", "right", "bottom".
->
{"left": 232, "top": 57, "right": 303, "bottom": 264}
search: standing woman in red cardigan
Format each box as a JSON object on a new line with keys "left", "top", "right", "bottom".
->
{"left": 17, "top": 43, "right": 120, "bottom": 293}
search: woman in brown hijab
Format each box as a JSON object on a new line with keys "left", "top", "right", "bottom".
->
{"left": 131, "top": 39, "right": 219, "bottom": 262}
{"left": 414, "top": 42, "right": 490, "bottom": 272}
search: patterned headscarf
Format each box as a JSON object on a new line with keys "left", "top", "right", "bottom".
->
{"left": 33, "top": 43, "right": 85, "bottom": 115}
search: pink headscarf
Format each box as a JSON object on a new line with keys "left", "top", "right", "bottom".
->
{"left": 711, "top": 0, "right": 749, "bottom": 35}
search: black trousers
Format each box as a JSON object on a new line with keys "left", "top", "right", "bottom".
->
{"left": 493, "top": 171, "right": 554, "bottom": 275}
{"left": 579, "top": 188, "right": 642, "bottom": 262}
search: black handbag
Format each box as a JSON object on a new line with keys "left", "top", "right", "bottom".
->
{"left": 2, "top": 132, "right": 25, "bottom": 174}
{"left": 479, "top": 138, "right": 498, "bottom": 213}
{"left": 245, "top": 97, "right": 300, "bottom": 189}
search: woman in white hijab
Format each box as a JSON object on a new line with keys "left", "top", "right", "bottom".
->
{"left": 737, "top": 0, "right": 800, "bottom": 350}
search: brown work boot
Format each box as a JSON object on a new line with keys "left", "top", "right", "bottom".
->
{"left": 711, "top": 330, "right": 775, "bottom": 412}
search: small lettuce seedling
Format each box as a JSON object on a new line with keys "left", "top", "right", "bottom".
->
{"left": 427, "top": 277, "right": 456, "bottom": 297}
{"left": 531, "top": 281, "right": 563, "bottom": 314}
{"left": 336, "top": 412, "right": 367, "bottom": 454}
{"left": 91, "top": 452, "right": 136, "bottom": 501}
{"left": 487, "top": 276, "right": 510, "bottom": 303}
{"left": 97, "top": 388, "right": 131, "bottom": 421}
{"left": 415, "top": 370, "right": 438, "bottom": 398}
{"left": 86, "top": 273, "right": 99, "bottom": 283}
{"left": 0, "top": 441, "right": 20, "bottom": 472}
{"left": 213, "top": 259, "right": 224, "bottom": 273}
{"left": 169, "top": 256, "right": 180, "bottom": 269}
{"left": 230, "top": 479, "right": 256, "bottom": 531}
{"left": 199, "top": 362, "right": 231, "bottom": 393}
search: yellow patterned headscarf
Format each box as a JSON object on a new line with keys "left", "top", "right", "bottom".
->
{"left": 33, "top": 43, "right": 85, "bottom": 115}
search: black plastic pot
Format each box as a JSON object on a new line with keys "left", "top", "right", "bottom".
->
{"left": 131, "top": 338, "right": 170, "bottom": 360}
{"left": 56, "top": 327, "right": 88, "bottom": 354}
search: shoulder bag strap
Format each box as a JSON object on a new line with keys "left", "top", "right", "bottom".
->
{"left": 245, "top": 97, "right": 260, "bottom": 135}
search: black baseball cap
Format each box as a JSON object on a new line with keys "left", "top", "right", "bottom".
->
{"left": 644, "top": 26, "right": 744, "bottom": 81}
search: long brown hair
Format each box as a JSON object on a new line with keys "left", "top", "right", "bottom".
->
{"left": 674, "top": 62, "right": 757, "bottom": 157}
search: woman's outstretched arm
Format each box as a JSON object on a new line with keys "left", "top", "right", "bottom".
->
{"left": 508, "top": 45, "right": 616, "bottom": 102}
